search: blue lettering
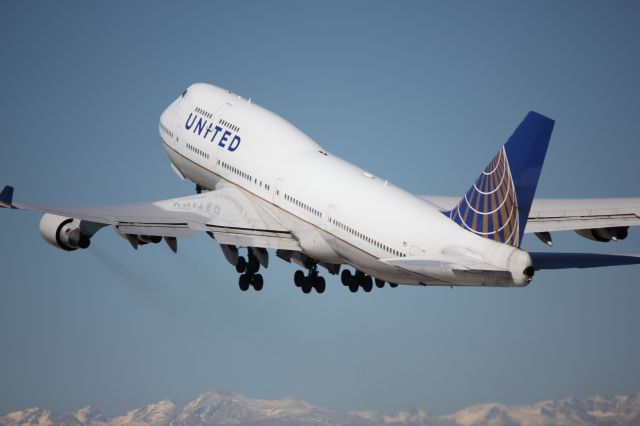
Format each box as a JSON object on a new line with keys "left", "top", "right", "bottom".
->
{"left": 218, "top": 130, "right": 232, "bottom": 148}
{"left": 210, "top": 125, "right": 222, "bottom": 143}
{"left": 204, "top": 123, "right": 213, "bottom": 139}
{"left": 194, "top": 117, "right": 208, "bottom": 135}
{"left": 185, "top": 113, "right": 196, "bottom": 130}
{"left": 228, "top": 135, "right": 241, "bottom": 152}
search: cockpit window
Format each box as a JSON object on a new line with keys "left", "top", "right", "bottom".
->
{"left": 181, "top": 89, "right": 188, "bottom": 98}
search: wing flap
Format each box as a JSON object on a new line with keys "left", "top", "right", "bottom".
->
{"left": 213, "top": 232, "right": 300, "bottom": 251}
{"left": 115, "top": 224, "right": 193, "bottom": 238}
{"left": 524, "top": 215, "right": 640, "bottom": 233}
{"left": 525, "top": 198, "right": 640, "bottom": 232}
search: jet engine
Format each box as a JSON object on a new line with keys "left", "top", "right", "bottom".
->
{"left": 575, "top": 226, "right": 629, "bottom": 242}
{"left": 39, "top": 213, "right": 91, "bottom": 251}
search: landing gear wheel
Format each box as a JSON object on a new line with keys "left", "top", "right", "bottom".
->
{"left": 348, "top": 283, "right": 359, "bottom": 293}
{"left": 375, "top": 278, "right": 385, "bottom": 288}
{"left": 247, "top": 254, "right": 260, "bottom": 274}
{"left": 236, "top": 256, "right": 247, "bottom": 273}
{"left": 315, "top": 276, "right": 326, "bottom": 294}
{"left": 341, "top": 269, "right": 352, "bottom": 286}
{"left": 301, "top": 279, "right": 313, "bottom": 294}
{"left": 252, "top": 274, "right": 264, "bottom": 291}
{"left": 362, "top": 276, "right": 373, "bottom": 293}
{"left": 389, "top": 283, "right": 398, "bottom": 288}
{"left": 294, "top": 270, "right": 305, "bottom": 287}
{"left": 239, "top": 274, "right": 251, "bottom": 291}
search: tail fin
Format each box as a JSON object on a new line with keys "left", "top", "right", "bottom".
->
{"left": 444, "top": 111, "right": 555, "bottom": 248}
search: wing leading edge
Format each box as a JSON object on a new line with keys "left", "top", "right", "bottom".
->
{"left": 0, "top": 185, "right": 300, "bottom": 251}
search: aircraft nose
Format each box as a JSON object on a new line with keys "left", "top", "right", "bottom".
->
{"left": 159, "top": 97, "right": 181, "bottom": 136}
{"left": 160, "top": 97, "right": 178, "bottom": 123}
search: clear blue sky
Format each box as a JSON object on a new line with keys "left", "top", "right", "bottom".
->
{"left": 1, "top": 0, "right": 640, "bottom": 417}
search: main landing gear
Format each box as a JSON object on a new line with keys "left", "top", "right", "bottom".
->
{"left": 236, "top": 250, "right": 264, "bottom": 291}
{"left": 274, "top": 250, "right": 331, "bottom": 294}
{"left": 293, "top": 264, "right": 326, "bottom": 294}
{"left": 217, "top": 243, "right": 268, "bottom": 292}
{"left": 341, "top": 269, "right": 398, "bottom": 292}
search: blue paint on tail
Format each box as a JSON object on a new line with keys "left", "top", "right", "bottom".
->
{"left": 0, "top": 185, "right": 14, "bottom": 208}
{"left": 444, "top": 112, "right": 555, "bottom": 247}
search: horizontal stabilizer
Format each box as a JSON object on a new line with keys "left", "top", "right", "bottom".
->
{"left": 0, "top": 185, "right": 14, "bottom": 208}
{"left": 531, "top": 252, "right": 640, "bottom": 270}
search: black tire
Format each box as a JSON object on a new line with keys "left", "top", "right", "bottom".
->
{"left": 341, "top": 269, "right": 352, "bottom": 286}
{"left": 236, "top": 256, "right": 247, "bottom": 273}
{"left": 302, "top": 280, "right": 312, "bottom": 294}
{"left": 238, "top": 274, "right": 250, "bottom": 291}
{"left": 315, "top": 276, "right": 326, "bottom": 294}
{"left": 389, "top": 283, "right": 398, "bottom": 288}
{"left": 247, "top": 254, "right": 260, "bottom": 274}
{"left": 362, "top": 275, "right": 373, "bottom": 292}
{"left": 348, "top": 283, "right": 358, "bottom": 293}
{"left": 375, "top": 278, "right": 385, "bottom": 288}
{"left": 252, "top": 274, "right": 264, "bottom": 291}
{"left": 294, "top": 270, "right": 305, "bottom": 287}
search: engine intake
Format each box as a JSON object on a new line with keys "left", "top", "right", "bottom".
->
{"left": 575, "top": 226, "right": 629, "bottom": 242}
{"left": 39, "top": 213, "right": 91, "bottom": 251}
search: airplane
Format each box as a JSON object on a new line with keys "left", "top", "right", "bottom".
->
{"left": 2, "top": 82, "right": 640, "bottom": 294}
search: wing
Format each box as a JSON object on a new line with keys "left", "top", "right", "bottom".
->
{"left": 0, "top": 184, "right": 300, "bottom": 251}
{"left": 420, "top": 195, "right": 640, "bottom": 234}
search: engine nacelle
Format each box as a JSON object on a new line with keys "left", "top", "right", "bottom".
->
{"left": 39, "top": 213, "right": 91, "bottom": 251}
{"left": 575, "top": 226, "right": 629, "bottom": 242}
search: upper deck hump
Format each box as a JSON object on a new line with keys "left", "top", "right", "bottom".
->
{"left": 184, "top": 83, "right": 321, "bottom": 154}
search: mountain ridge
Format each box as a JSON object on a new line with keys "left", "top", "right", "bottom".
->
{"left": 2, "top": 390, "right": 639, "bottom": 426}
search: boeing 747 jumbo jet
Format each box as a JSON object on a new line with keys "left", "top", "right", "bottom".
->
{"left": 2, "top": 83, "right": 640, "bottom": 293}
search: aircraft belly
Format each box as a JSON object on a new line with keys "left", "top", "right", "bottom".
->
{"left": 326, "top": 237, "right": 418, "bottom": 283}
{"left": 272, "top": 210, "right": 342, "bottom": 264}
{"left": 163, "top": 143, "right": 221, "bottom": 190}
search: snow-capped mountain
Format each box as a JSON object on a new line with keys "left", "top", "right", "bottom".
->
{"left": 1, "top": 390, "right": 639, "bottom": 426}
{"left": 0, "top": 407, "right": 82, "bottom": 426}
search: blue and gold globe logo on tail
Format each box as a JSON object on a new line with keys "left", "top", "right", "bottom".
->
{"left": 443, "top": 111, "right": 556, "bottom": 249}
{"left": 447, "top": 148, "right": 520, "bottom": 247}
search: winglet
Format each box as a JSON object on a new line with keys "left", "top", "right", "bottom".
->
{"left": 0, "top": 186, "right": 14, "bottom": 208}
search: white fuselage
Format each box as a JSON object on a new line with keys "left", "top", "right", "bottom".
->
{"left": 159, "top": 83, "right": 532, "bottom": 286}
